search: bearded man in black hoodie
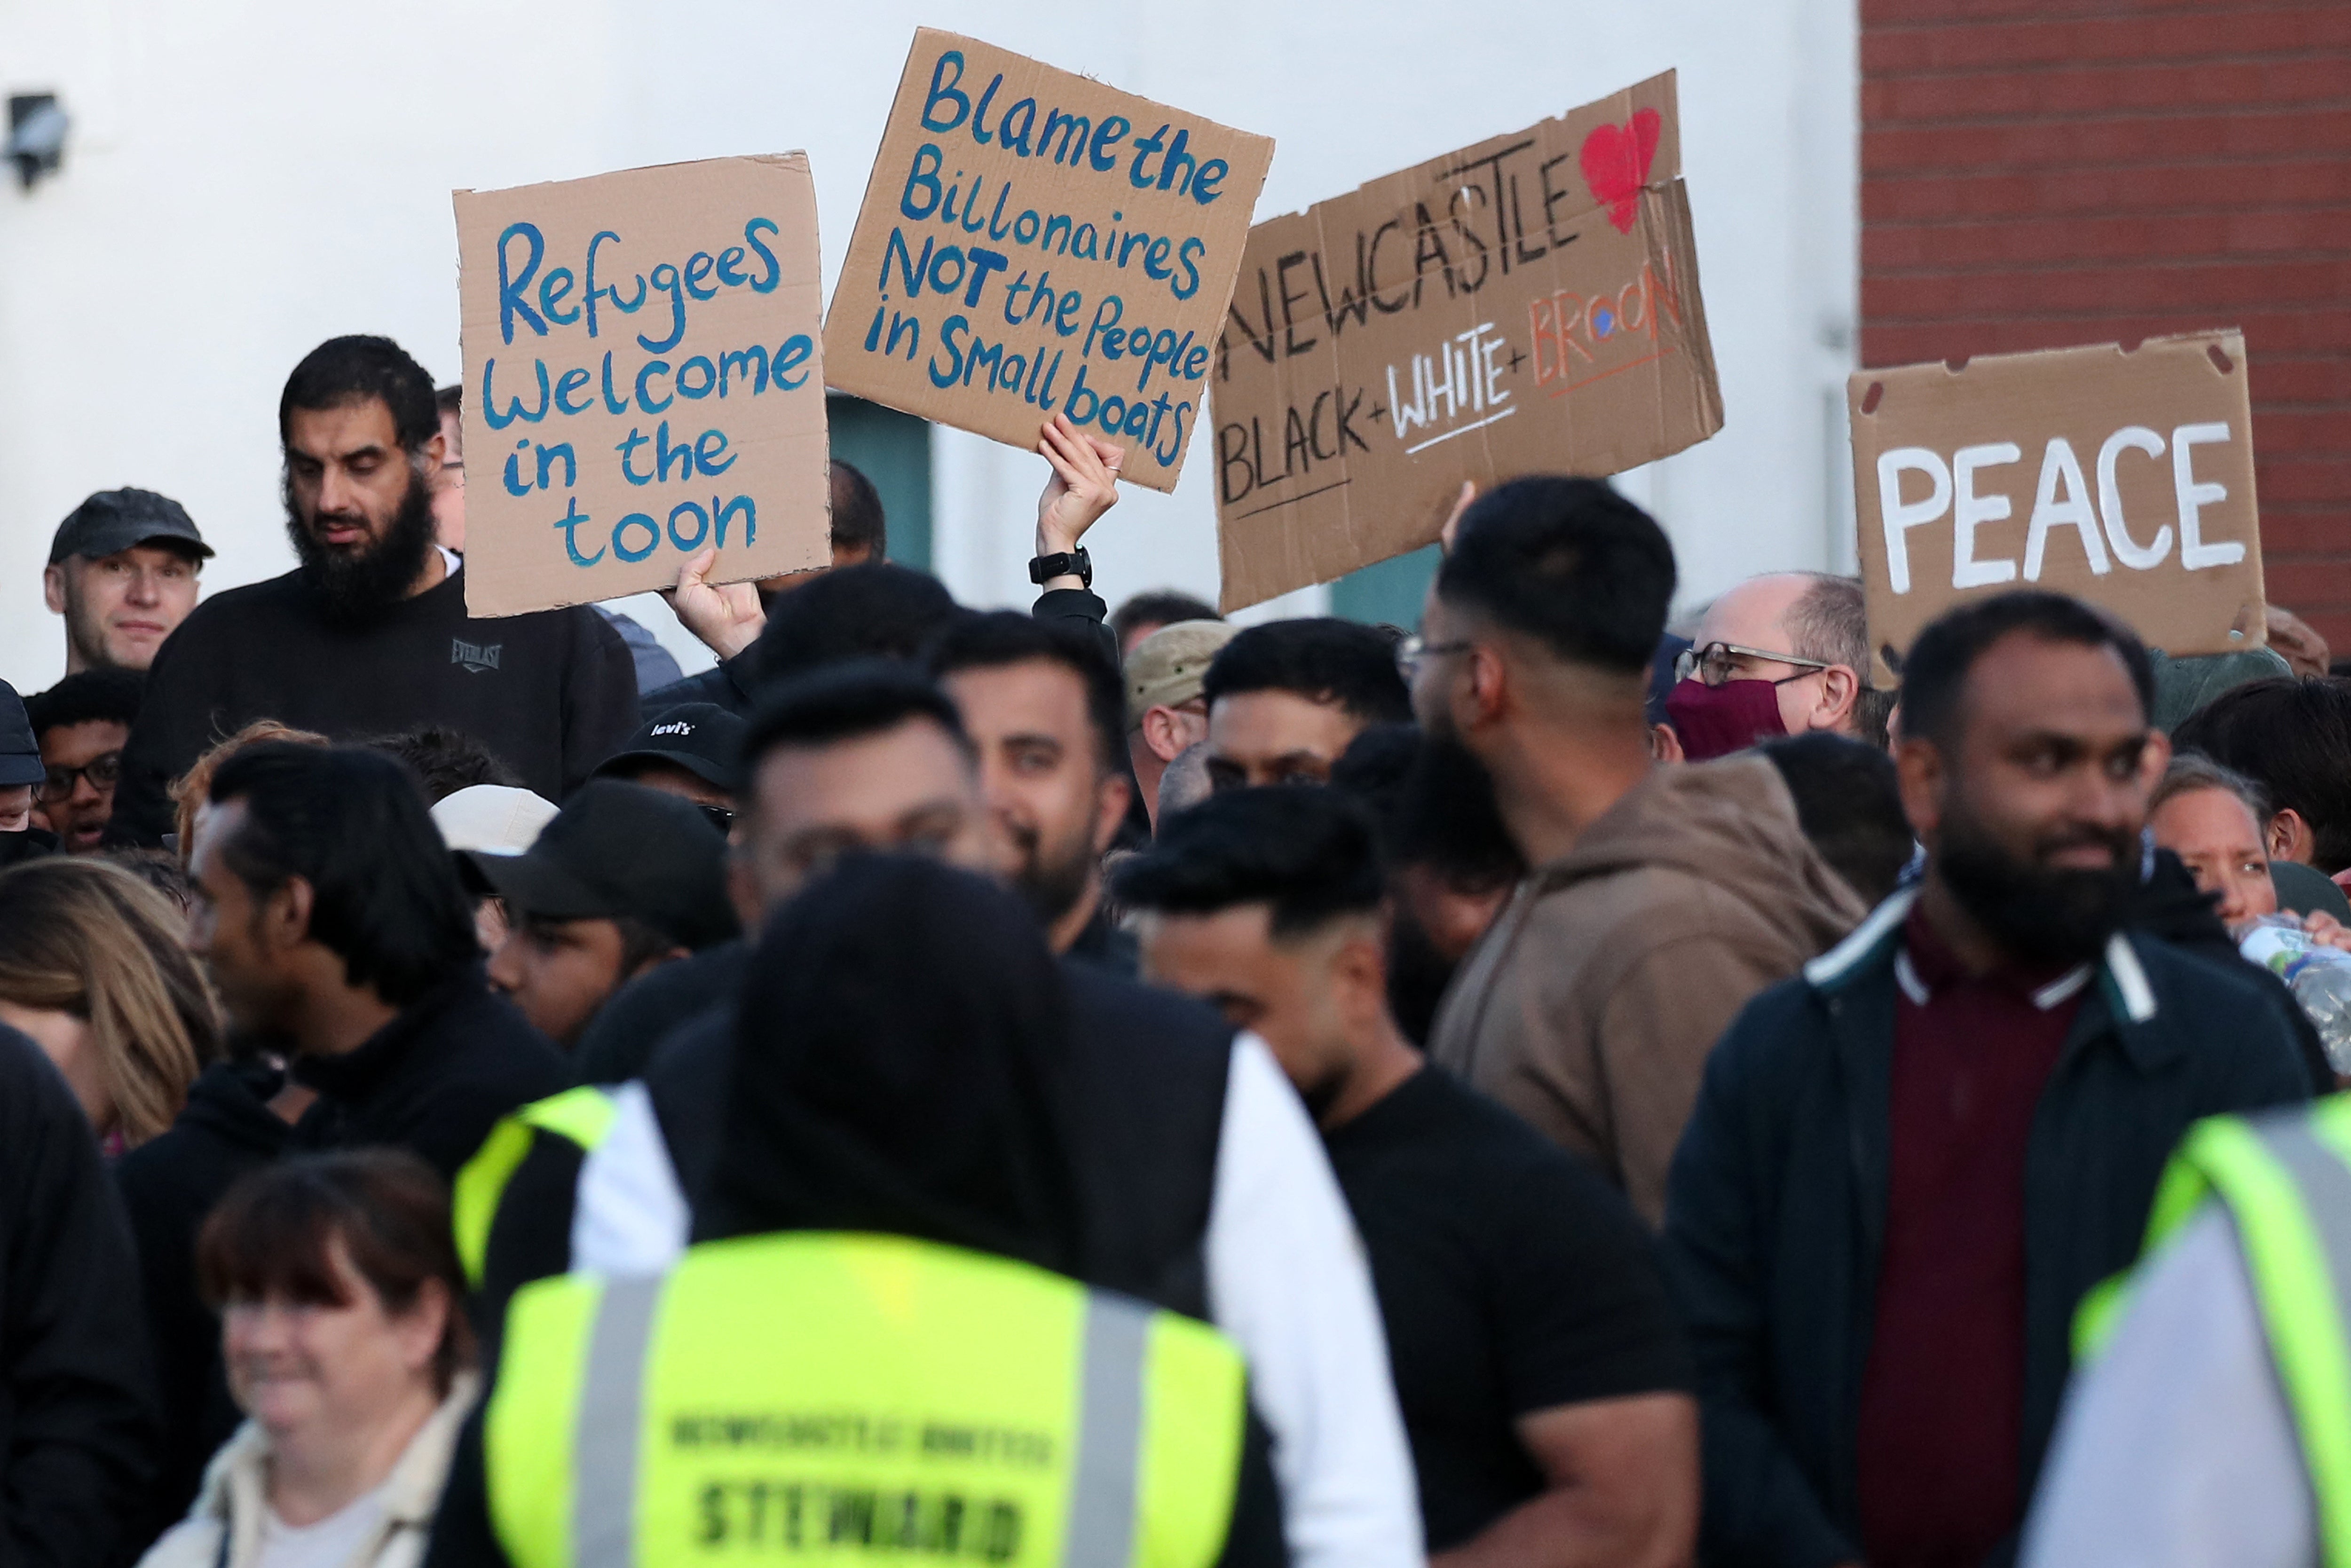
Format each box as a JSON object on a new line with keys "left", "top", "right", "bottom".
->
{"left": 109, "top": 335, "right": 638, "bottom": 845}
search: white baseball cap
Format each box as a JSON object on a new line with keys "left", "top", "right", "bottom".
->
{"left": 430, "top": 784, "right": 559, "bottom": 857}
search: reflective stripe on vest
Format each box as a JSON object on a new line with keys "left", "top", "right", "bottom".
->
{"left": 2091, "top": 1099, "right": 2351, "bottom": 1568}
{"left": 452, "top": 1087, "right": 620, "bottom": 1287}
{"left": 483, "top": 1231, "right": 1246, "bottom": 1568}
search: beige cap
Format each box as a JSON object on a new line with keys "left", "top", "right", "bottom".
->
{"left": 430, "top": 784, "right": 559, "bottom": 856}
{"left": 1125, "top": 619, "right": 1239, "bottom": 728}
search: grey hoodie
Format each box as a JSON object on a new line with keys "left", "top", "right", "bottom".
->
{"left": 1431, "top": 752, "right": 1867, "bottom": 1223}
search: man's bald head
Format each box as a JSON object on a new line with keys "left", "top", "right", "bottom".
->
{"left": 1696, "top": 574, "right": 1815, "bottom": 654}
{"left": 1689, "top": 572, "right": 1887, "bottom": 749}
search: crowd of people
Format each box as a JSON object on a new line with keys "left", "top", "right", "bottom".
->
{"left": 5, "top": 327, "right": 2351, "bottom": 1568}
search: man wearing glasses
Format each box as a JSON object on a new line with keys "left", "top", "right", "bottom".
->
{"left": 24, "top": 669, "right": 143, "bottom": 854}
{"left": 1666, "top": 573, "right": 1890, "bottom": 759}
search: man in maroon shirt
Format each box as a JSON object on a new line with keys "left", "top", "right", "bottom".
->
{"left": 1663, "top": 590, "right": 2311, "bottom": 1568}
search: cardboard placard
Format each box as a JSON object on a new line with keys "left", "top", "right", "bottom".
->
{"left": 1208, "top": 72, "right": 1721, "bottom": 611}
{"left": 823, "top": 30, "right": 1274, "bottom": 493}
{"left": 456, "top": 156, "right": 830, "bottom": 617}
{"left": 1849, "top": 330, "right": 2267, "bottom": 686}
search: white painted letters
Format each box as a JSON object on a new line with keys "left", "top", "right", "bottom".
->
{"left": 1876, "top": 424, "right": 2248, "bottom": 595}
{"left": 2096, "top": 426, "right": 2170, "bottom": 569}
{"left": 1877, "top": 446, "right": 1951, "bottom": 595}
{"left": 1951, "top": 442, "right": 2022, "bottom": 589}
{"left": 2023, "top": 437, "right": 2110, "bottom": 581}
{"left": 2171, "top": 422, "right": 2244, "bottom": 570}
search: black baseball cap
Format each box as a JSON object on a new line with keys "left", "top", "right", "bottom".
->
{"left": 48, "top": 488, "right": 212, "bottom": 566}
{"left": 0, "top": 681, "right": 41, "bottom": 788}
{"left": 592, "top": 703, "right": 745, "bottom": 793}
{"left": 462, "top": 780, "right": 740, "bottom": 951}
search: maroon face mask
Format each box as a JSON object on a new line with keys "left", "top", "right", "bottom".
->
{"left": 1665, "top": 677, "right": 1789, "bottom": 762}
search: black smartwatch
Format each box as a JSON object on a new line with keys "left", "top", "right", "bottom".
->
{"left": 1028, "top": 547, "right": 1092, "bottom": 588}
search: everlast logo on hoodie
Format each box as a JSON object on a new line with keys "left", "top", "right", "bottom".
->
{"left": 452, "top": 638, "right": 503, "bottom": 674}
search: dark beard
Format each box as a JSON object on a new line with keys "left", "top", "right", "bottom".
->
{"left": 1010, "top": 821, "right": 1097, "bottom": 927}
{"left": 1937, "top": 800, "right": 2137, "bottom": 965}
{"left": 286, "top": 464, "right": 437, "bottom": 626}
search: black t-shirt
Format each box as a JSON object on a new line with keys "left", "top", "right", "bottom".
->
{"left": 1324, "top": 1066, "right": 1694, "bottom": 1552}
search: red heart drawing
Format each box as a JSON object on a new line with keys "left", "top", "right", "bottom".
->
{"left": 1579, "top": 107, "right": 1663, "bottom": 234}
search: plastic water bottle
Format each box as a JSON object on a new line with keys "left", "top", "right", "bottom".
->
{"left": 2241, "top": 914, "right": 2351, "bottom": 1074}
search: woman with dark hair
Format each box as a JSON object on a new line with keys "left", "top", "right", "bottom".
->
{"left": 140, "top": 1151, "right": 476, "bottom": 1568}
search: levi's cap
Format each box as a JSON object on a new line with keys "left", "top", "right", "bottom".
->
{"left": 592, "top": 702, "right": 745, "bottom": 793}
{"left": 1125, "top": 620, "right": 1239, "bottom": 730}
{"left": 48, "top": 489, "right": 212, "bottom": 566}
{"left": 461, "top": 779, "right": 738, "bottom": 951}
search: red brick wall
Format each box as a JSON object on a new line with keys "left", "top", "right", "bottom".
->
{"left": 1860, "top": 1, "right": 2351, "bottom": 647}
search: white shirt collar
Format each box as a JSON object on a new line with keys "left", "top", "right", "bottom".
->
{"left": 1893, "top": 948, "right": 2092, "bottom": 1011}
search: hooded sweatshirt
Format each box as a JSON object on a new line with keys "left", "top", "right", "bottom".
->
{"left": 1431, "top": 751, "right": 1867, "bottom": 1223}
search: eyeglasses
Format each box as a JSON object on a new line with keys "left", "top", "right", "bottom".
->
{"left": 1673, "top": 641, "right": 1836, "bottom": 688}
{"left": 1396, "top": 634, "right": 1474, "bottom": 676}
{"left": 38, "top": 751, "right": 121, "bottom": 803}
{"left": 697, "top": 803, "right": 736, "bottom": 835}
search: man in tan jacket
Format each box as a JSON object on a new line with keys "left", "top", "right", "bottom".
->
{"left": 1412, "top": 479, "right": 1865, "bottom": 1222}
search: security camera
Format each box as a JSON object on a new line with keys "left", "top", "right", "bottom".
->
{"left": 7, "top": 95, "right": 67, "bottom": 189}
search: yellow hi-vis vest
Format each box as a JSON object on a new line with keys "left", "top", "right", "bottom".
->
{"left": 484, "top": 1230, "right": 1247, "bottom": 1568}
{"left": 452, "top": 1087, "right": 620, "bottom": 1287}
{"left": 2077, "top": 1095, "right": 2351, "bottom": 1568}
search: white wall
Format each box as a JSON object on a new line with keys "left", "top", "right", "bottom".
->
{"left": 0, "top": 0, "right": 1854, "bottom": 691}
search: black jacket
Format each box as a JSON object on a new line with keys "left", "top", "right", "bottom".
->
{"left": 568, "top": 938, "right": 748, "bottom": 1087}
{"left": 290, "top": 966, "right": 569, "bottom": 1182}
{"left": 0, "top": 827, "right": 57, "bottom": 867}
{"left": 0, "top": 1025, "right": 158, "bottom": 1568}
{"left": 110, "top": 564, "right": 638, "bottom": 844}
{"left": 113, "top": 1060, "right": 292, "bottom": 1552}
{"left": 1662, "top": 890, "right": 2313, "bottom": 1568}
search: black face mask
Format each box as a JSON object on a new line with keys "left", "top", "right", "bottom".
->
{"left": 285, "top": 461, "right": 437, "bottom": 627}
{"left": 1936, "top": 794, "right": 2138, "bottom": 966}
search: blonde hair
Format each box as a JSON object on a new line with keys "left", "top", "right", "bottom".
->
{"left": 171, "top": 720, "right": 330, "bottom": 865}
{"left": 0, "top": 859, "right": 225, "bottom": 1145}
